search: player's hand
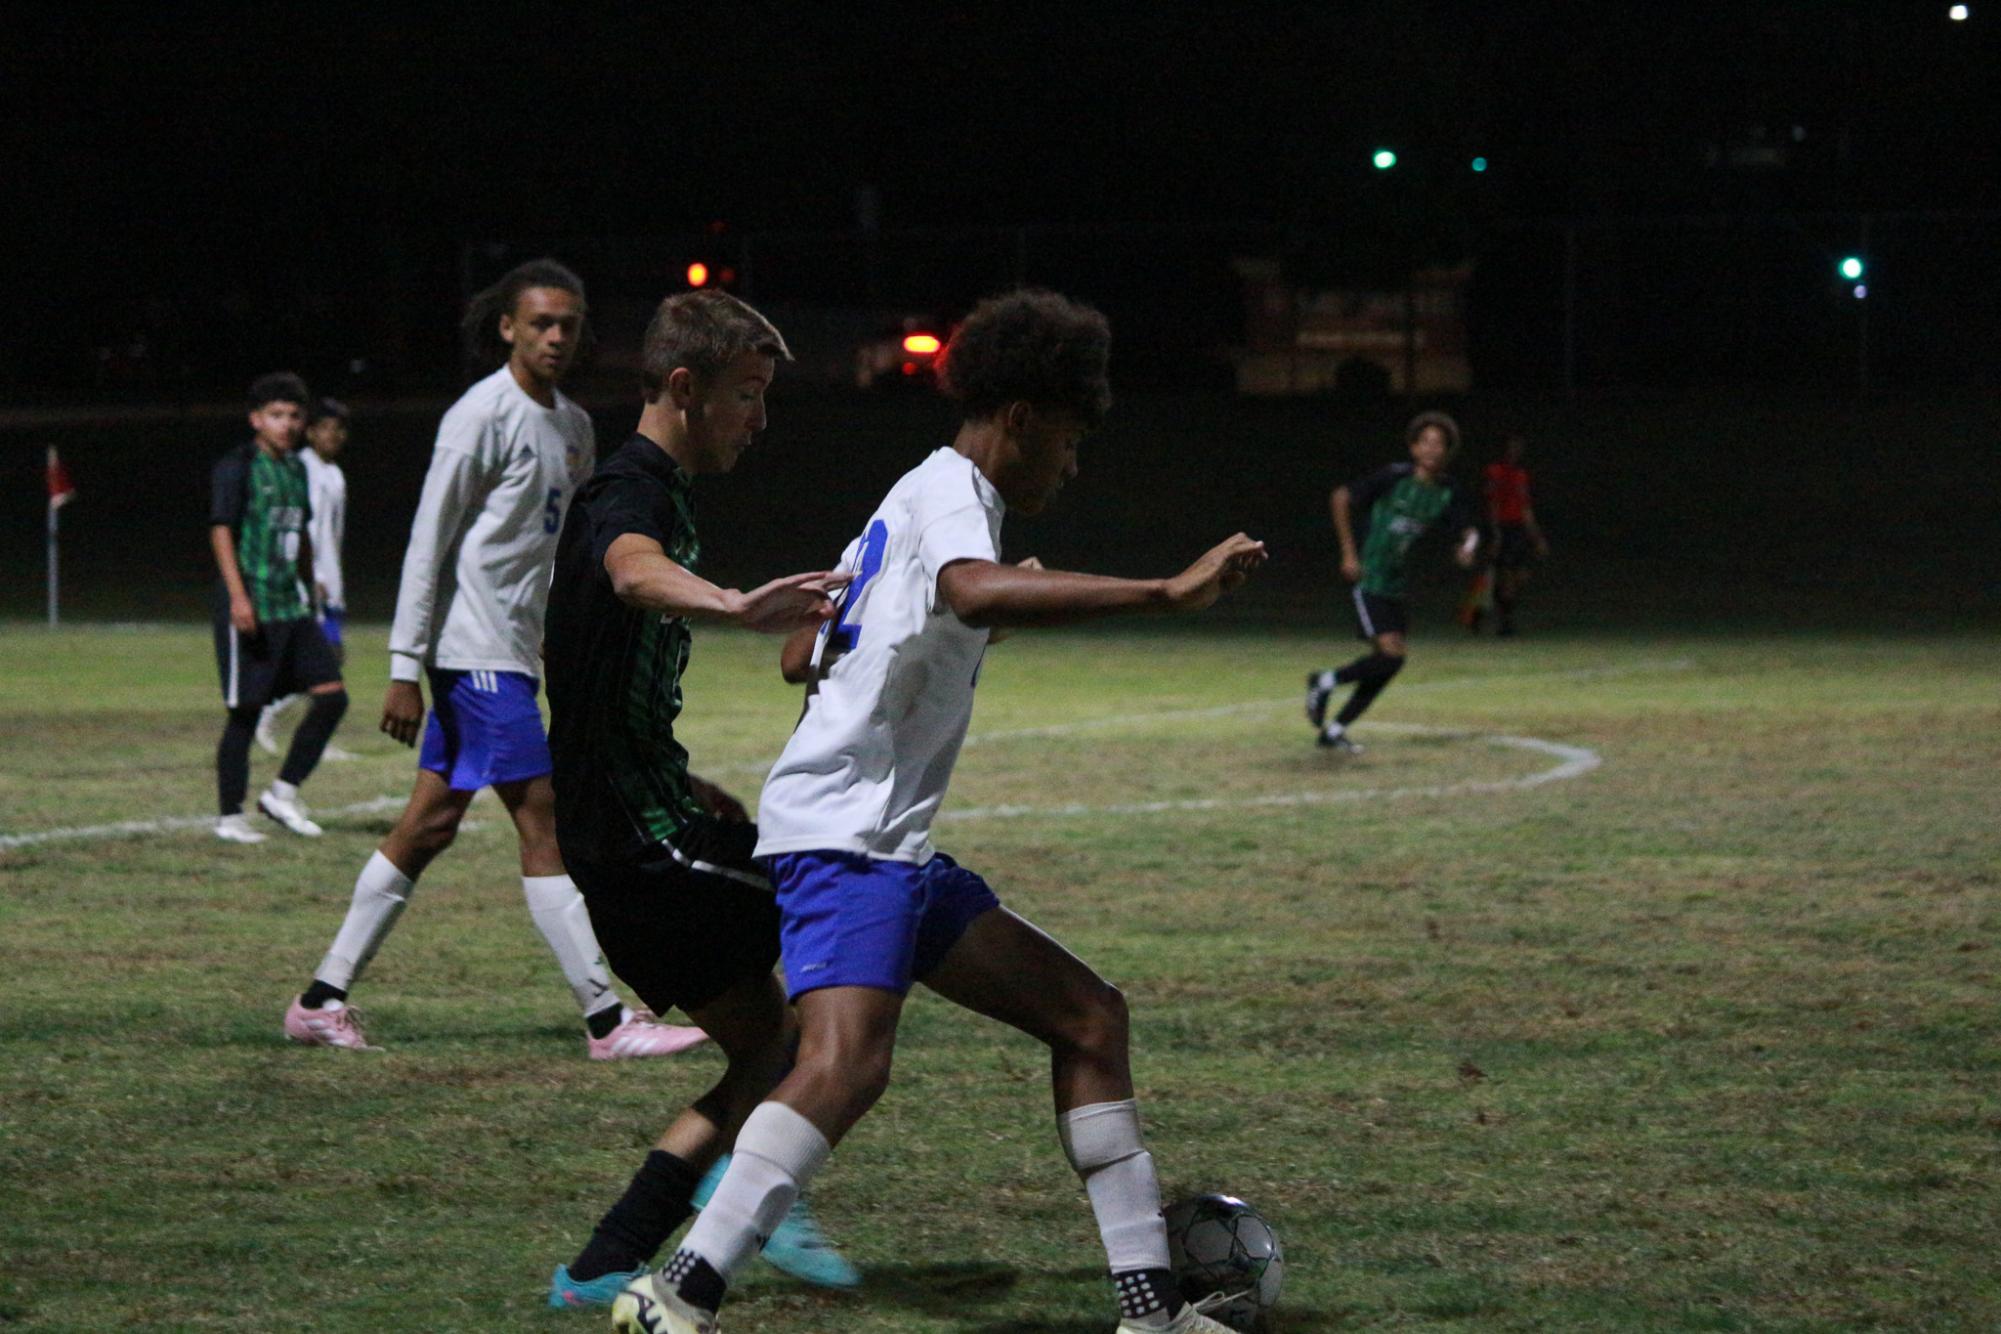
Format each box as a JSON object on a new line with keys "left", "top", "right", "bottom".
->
{"left": 1164, "top": 534, "right": 1268, "bottom": 612}
{"left": 229, "top": 595, "right": 257, "bottom": 634}
{"left": 727, "top": 570, "right": 853, "bottom": 635}
{"left": 689, "top": 774, "right": 750, "bottom": 824}
{"left": 380, "top": 679, "right": 426, "bottom": 748}
{"left": 1340, "top": 555, "right": 1363, "bottom": 584}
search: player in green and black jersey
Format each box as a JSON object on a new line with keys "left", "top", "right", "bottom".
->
{"left": 542, "top": 290, "right": 856, "bottom": 1302}
{"left": 207, "top": 372, "right": 347, "bottom": 842}
{"left": 1305, "top": 410, "right": 1480, "bottom": 752}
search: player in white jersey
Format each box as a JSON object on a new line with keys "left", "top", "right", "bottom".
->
{"left": 618, "top": 291, "right": 1265, "bottom": 1334}
{"left": 282, "top": 259, "right": 703, "bottom": 1060}
{"left": 258, "top": 398, "right": 355, "bottom": 758}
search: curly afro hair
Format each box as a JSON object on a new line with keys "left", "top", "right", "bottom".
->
{"left": 937, "top": 290, "right": 1112, "bottom": 428}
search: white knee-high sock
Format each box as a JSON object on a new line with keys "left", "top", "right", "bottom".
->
{"left": 681, "top": 1102, "right": 831, "bottom": 1280}
{"left": 315, "top": 851, "right": 415, "bottom": 991}
{"left": 1060, "top": 1098, "right": 1171, "bottom": 1273}
{"left": 521, "top": 873, "right": 619, "bottom": 1018}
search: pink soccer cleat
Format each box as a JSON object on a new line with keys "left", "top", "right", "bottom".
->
{"left": 588, "top": 1007, "right": 709, "bottom": 1061}
{"left": 283, "top": 996, "right": 380, "bottom": 1050}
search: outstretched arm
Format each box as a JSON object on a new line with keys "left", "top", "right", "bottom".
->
{"left": 604, "top": 533, "right": 848, "bottom": 632}
{"left": 937, "top": 534, "right": 1266, "bottom": 629}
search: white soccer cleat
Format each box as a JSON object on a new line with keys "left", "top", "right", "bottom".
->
{"left": 319, "top": 743, "right": 361, "bottom": 762}
{"left": 258, "top": 788, "right": 324, "bottom": 837}
{"left": 1117, "top": 1305, "right": 1236, "bottom": 1333}
{"left": 214, "top": 813, "right": 268, "bottom": 844}
{"left": 611, "top": 1272, "right": 718, "bottom": 1334}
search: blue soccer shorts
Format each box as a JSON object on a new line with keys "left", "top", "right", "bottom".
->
{"left": 317, "top": 606, "right": 345, "bottom": 651}
{"left": 763, "top": 850, "right": 1001, "bottom": 1001}
{"left": 417, "top": 668, "right": 552, "bottom": 792}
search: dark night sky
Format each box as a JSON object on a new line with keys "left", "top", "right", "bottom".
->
{"left": 7, "top": 2, "right": 1994, "bottom": 392}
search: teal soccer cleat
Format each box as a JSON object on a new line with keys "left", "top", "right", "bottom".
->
{"left": 692, "top": 1154, "right": 861, "bottom": 1289}
{"left": 549, "top": 1262, "right": 646, "bottom": 1309}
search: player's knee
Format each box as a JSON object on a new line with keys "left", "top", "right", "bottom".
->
{"left": 796, "top": 1032, "right": 895, "bottom": 1117}
{"left": 409, "top": 809, "right": 461, "bottom": 855}
{"left": 1052, "top": 980, "right": 1129, "bottom": 1063}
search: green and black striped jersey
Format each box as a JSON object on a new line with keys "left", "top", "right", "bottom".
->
{"left": 210, "top": 443, "right": 311, "bottom": 622}
{"left": 545, "top": 435, "right": 709, "bottom": 866}
{"left": 1347, "top": 462, "right": 1475, "bottom": 599}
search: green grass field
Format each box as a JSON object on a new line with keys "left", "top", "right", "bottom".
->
{"left": 2, "top": 622, "right": 1997, "bottom": 1332}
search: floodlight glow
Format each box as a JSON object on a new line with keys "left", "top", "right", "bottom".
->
{"left": 1839, "top": 256, "right": 1865, "bottom": 280}
{"left": 901, "top": 333, "right": 942, "bottom": 355}
{"left": 1470, "top": 156, "right": 1488, "bottom": 172}
{"left": 1372, "top": 148, "right": 1398, "bottom": 170}
{"left": 686, "top": 262, "right": 710, "bottom": 287}
{"left": 1949, "top": 4, "right": 1968, "bottom": 20}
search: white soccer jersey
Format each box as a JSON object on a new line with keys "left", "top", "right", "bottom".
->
{"left": 388, "top": 365, "right": 594, "bottom": 681}
{"left": 300, "top": 449, "right": 347, "bottom": 609}
{"left": 756, "top": 447, "right": 1003, "bottom": 864}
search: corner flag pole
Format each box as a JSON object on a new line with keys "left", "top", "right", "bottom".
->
{"left": 45, "top": 446, "right": 76, "bottom": 628}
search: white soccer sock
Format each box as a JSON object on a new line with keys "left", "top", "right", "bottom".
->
{"left": 681, "top": 1102, "right": 832, "bottom": 1280}
{"left": 1059, "top": 1098, "right": 1171, "bottom": 1274}
{"left": 315, "top": 851, "right": 416, "bottom": 991}
{"left": 269, "top": 778, "right": 300, "bottom": 802}
{"left": 520, "top": 873, "right": 620, "bottom": 1018}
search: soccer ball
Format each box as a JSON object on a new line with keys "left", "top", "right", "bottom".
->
{"left": 1164, "top": 1193, "right": 1284, "bottom": 1330}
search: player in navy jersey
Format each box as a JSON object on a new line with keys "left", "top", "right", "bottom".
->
{"left": 543, "top": 290, "right": 858, "bottom": 1306}
{"left": 1306, "top": 411, "right": 1481, "bottom": 751}
{"left": 207, "top": 372, "right": 348, "bottom": 844}
{"left": 618, "top": 291, "right": 1263, "bottom": 1334}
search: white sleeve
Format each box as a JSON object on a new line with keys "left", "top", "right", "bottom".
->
{"left": 916, "top": 502, "right": 999, "bottom": 585}
{"left": 388, "top": 421, "right": 494, "bottom": 680}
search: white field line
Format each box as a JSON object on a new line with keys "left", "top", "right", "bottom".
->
{"left": 0, "top": 659, "right": 1676, "bottom": 850}
{"left": 940, "top": 722, "right": 1599, "bottom": 824}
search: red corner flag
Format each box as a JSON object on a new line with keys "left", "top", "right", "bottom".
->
{"left": 46, "top": 446, "right": 76, "bottom": 510}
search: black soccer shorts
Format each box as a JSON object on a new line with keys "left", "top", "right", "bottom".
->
{"left": 214, "top": 614, "right": 341, "bottom": 709}
{"left": 1349, "top": 586, "right": 1410, "bottom": 640}
{"left": 567, "top": 819, "right": 782, "bottom": 1017}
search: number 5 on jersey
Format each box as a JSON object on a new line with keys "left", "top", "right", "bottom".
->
{"left": 822, "top": 520, "right": 889, "bottom": 661}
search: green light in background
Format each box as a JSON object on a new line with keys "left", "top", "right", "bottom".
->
{"left": 1839, "top": 256, "right": 1865, "bottom": 280}
{"left": 1372, "top": 148, "right": 1398, "bottom": 170}
{"left": 1471, "top": 156, "right": 1489, "bottom": 172}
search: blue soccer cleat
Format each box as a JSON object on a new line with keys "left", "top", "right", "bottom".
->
{"left": 549, "top": 1261, "right": 646, "bottom": 1309}
{"left": 692, "top": 1154, "right": 861, "bottom": 1289}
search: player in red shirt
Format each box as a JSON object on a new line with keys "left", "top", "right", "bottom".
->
{"left": 1468, "top": 433, "right": 1548, "bottom": 636}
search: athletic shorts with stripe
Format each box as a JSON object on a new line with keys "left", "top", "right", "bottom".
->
{"left": 418, "top": 668, "right": 552, "bottom": 791}
{"left": 212, "top": 612, "right": 341, "bottom": 709}
{"left": 1350, "top": 586, "right": 1410, "bottom": 640}
{"left": 567, "top": 817, "right": 782, "bottom": 1016}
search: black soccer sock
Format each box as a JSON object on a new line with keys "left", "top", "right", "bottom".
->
{"left": 299, "top": 980, "right": 347, "bottom": 1010}
{"left": 1111, "top": 1266, "right": 1185, "bottom": 1326}
{"left": 216, "top": 707, "right": 259, "bottom": 815}
{"left": 569, "top": 1150, "right": 705, "bottom": 1282}
{"left": 662, "top": 1248, "right": 728, "bottom": 1313}
{"left": 1331, "top": 651, "right": 1379, "bottom": 686}
{"left": 1335, "top": 654, "right": 1404, "bottom": 726}
{"left": 585, "top": 1004, "right": 624, "bottom": 1040}
{"left": 278, "top": 688, "right": 349, "bottom": 786}
{"left": 1495, "top": 588, "right": 1518, "bottom": 632}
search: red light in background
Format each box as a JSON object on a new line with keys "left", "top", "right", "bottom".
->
{"left": 686, "top": 262, "right": 709, "bottom": 288}
{"left": 719, "top": 267, "right": 737, "bottom": 285}
{"left": 901, "top": 362, "right": 918, "bottom": 376}
{"left": 901, "top": 333, "right": 942, "bottom": 356}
